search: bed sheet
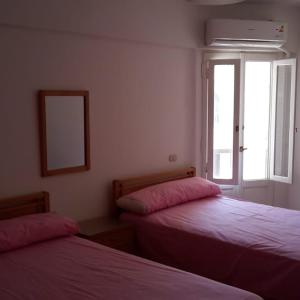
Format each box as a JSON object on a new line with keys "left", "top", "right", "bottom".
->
{"left": 121, "top": 195, "right": 300, "bottom": 300}
{"left": 0, "top": 235, "right": 261, "bottom": 300}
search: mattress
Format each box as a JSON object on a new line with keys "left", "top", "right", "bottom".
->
{"left": 121, "top": 195, "right": 300, "bottom": 300}
{"left": 0, "top": 235, "right": 261, "bottom": 300}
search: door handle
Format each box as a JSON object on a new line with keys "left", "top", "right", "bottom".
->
{"left": 239, "top": 146, "right": 248, "bottom": 152}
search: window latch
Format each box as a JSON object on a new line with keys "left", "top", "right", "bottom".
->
{"left": 239, "top": 146, "right": 248, "bottom": 152}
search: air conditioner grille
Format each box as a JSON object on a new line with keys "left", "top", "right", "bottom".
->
{"left": 210, "top": 39, "right": 284, "bottom": 48}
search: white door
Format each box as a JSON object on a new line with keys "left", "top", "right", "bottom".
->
{"left": 207, "top": 59, "right": 240, "bottom": 186}
{"left": 240, "top": 57, "right": 273, "bottom": 204}
{"left": 203, "top": 53, "right": 296, "bottom": 205}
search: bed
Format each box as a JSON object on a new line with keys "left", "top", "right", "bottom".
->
{"left": 114, "top": 167, "right": 300, "bottom": 300}
{"left": 0, "top": 191, "right": 262, "bottom": 300}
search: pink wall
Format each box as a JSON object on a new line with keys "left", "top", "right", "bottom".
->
{"left": 0, "top": 0, "right": 299, "bottom": 220}
{"left": 0, "top": 25, "right": 195, "bottom": 220}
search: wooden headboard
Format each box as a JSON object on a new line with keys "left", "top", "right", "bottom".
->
{"left": 0, "top": 191, "right": 50, "bottom": 220}
{"left": 113, "top": 167, "right": 196, "bottom": 201}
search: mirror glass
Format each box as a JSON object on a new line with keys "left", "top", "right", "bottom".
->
{"left": 39, "top": 91, "right": 90, "bottom": 176}
{"left": 273, "top": 65, "right": 291, "bottom": 177}
{"left": 45, "top": 96, "right": 85, "bottom": 170}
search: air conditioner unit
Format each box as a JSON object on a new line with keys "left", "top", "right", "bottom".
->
{"left": 206, "top": 19, "right": 287, "bottom": 49}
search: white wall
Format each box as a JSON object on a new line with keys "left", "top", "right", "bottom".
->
{"left": 0, "top": 0, "right": 201, "bottom": 48}
{"left": 0, "top": 0, "right": 299, "bottom": 220}
{"left": 0, "top": 0, "right": 198, "bottom": 220}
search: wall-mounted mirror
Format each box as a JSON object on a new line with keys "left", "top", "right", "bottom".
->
{"left": 39, "top": 90, "right": 90, "bottom": 176}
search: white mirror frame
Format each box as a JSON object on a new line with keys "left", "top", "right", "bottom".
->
{"left": 270, "top": 58, "right": 296, "bottom": 184}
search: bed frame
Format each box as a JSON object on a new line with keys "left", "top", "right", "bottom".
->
{"left": 0, "top": 191, "right": 50, "bottom": 220}
{"left": 113, "top": 167, "right": 196, "bottom": 201}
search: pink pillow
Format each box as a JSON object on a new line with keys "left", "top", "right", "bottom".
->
{"left": 0, "top": 212, "right": 79, "bottom": 252}
{"left": 117, "top": 177, "right": 221, "bottom": 215}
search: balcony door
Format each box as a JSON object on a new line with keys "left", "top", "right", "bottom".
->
{"left": 203, "top": 53, "right": 296, "bottom": 204}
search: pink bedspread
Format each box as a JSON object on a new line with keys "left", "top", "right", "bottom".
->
{"left": 0, "top": 235, "right": 261, "bottom": 300}
{"left": 121, "top": 195, "right": 300, "bottom": 300}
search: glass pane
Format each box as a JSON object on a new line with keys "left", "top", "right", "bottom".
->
{"left": 243, "top": 62, "right": 271, "bottom": 180}
{"left": 274, "top": 65, "right": 291, "bottom": 177}
{"left": 213, "top": 64, "right": 234, "bottom": 179}
{"left": 45, "top": 96, "right": 85, "bottom": 170}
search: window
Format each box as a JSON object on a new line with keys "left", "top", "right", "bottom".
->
{"left": 270, "top": 59, "right": 296, "bottom": 183}
{"left": 207, "top": 60, "right": 239, "bottom": 185}
{"left": 243, "top": 61, "right": 271, "bottom": 180}
{"left": 204, "top": 53, "right": 296, "bottom": 185}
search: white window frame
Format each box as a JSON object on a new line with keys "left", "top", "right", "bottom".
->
{"left": 241, "top": 53, "right": 278, "bottom": 184}
{"left": 270, "top": 58, "right": 296, "bottom": 184}
{"left": 207, "top": 59, "right": 240, "bottom": 185}
{"left": 202, "top": 52, "right": 296, "bottom": 186}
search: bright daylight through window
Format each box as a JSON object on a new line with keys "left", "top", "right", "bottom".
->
{"left": 206, "top": 54, "right": 296, "bottom": 185}
{"left": 243, "top": 61, "right": 271, "bottom": 180}
{"left": 213, "top": 65, "right": 235, "bottom": 180}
